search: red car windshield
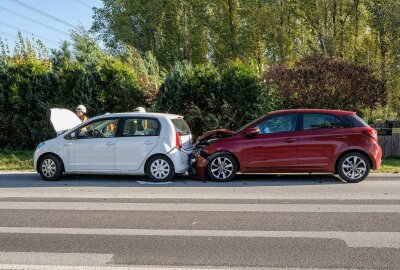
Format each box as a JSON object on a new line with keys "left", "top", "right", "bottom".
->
{"left": 235, "top": 115, "right": 265, "bottom": 133}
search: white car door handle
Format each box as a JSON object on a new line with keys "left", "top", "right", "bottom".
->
{"left": 106, "top": 142, "right": 114, "bottom": 146}
{"left": 145, "top": 141, "right": 154, "bottom": 145}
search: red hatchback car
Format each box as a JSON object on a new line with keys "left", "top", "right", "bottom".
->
{"left": 190, "top": 109, "right": 382, "bottom": 183}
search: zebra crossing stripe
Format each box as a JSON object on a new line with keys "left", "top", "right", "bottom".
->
{"left": 0, "top": 227, "right": 399, "bottom": 248}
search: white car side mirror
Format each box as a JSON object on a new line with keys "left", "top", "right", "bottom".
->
{"left": 70, "top": 132, "right": 77, "bottom": 140}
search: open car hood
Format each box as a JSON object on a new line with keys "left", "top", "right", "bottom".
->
{"left": 197, "top": 129, "right": 235, "bottom": 143}
{"left": 50, "top": 108, "right": 82, "bottom": 134}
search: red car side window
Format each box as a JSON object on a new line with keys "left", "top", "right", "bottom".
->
{"left": 303, "top": 113, "right": 339, "bottom": 130}
{"left": 256, "top": 113, "right": 298, "bottom": 134}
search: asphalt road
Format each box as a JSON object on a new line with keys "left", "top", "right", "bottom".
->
{"left": 0, "top": 172, "right": 400, "bottom": 270}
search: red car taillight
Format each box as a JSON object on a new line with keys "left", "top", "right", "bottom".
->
{"left": 176, "top": 131, "right": 182, "bottom": 149}
{"left": 363, "top": 128, "right": 378, "bottom": 140}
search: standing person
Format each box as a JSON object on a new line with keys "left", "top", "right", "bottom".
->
{"left": 75, "top": 105, "right": 89, "bottom": 122}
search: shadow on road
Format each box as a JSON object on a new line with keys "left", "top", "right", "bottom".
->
{"left": 0, "top": 172, "right": 346, "bottom": 188}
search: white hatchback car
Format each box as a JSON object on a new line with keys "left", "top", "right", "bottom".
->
{"left": 34, "top": 109, "right": 193, "bottom": 181}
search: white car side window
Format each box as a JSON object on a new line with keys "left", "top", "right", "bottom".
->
{"left": 78, "top": 119, "right": 118, "bottom": 138}
{"left": 122, "top": 118, "right": 160, "bottom": 137}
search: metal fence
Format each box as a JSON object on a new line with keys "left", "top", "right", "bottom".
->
{"left": 379, "top": 134, "right": 400, "bottom": 158}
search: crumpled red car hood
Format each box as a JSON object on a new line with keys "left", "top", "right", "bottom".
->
{"left": 197, "top": 129, "right": 235, "bottom": 142}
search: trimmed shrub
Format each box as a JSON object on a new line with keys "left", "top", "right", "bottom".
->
{"left": 0, "top": 58, "right": 57, "bottom": 149}
{"left": 155, "top": 61, "right": 279, "bottom": 136}
{"left": 264, "top": 55, "right": 386, "bottom": 114}
{"left": 0, "top": 34, "right": 146, "bottom": 149}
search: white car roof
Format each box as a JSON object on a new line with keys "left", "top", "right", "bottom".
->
{"left": 93, "top": 112, "right": 184, "bottom": 120}
{"left": 49, "top": 108, "right": 185, "bottom": 134}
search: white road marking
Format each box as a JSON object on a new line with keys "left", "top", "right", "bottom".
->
{"left": 0, "top": 201, "right": 399, "bottom": 212}
{"left": 0, "top": 264, "right": 362, "bottom": 270}
{"left": 0, "top": 173, "right": 398, "bottom": 269}
{"left": 0, "top": 252, "right": 113, "bottom": 266}
{"left": 1, "top": 181, "right": 400, "bottom": 200}
{"left": 136, "top": 181, "right": 173, "bottom": 185}
{"left": 0, "top": 227, "right": 399, "bottom": 248}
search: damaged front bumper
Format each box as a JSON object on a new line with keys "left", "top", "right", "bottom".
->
{"left": 188, "top": 147, "right": 209, "bottom": 180}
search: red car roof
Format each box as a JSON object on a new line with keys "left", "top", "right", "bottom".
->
{"left": 268, "top": 109, "right": 356, "bottom": 116}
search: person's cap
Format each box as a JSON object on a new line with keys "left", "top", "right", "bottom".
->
{"left": 134, "top": 107, "right": 146, "bottom": 113}
{"left": 75, "top": 105, "right": 87, "bottom": 113}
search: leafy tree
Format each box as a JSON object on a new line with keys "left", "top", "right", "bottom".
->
{"left": 1, "top": 31, "right": 147, "bottom": 149}
{"left": 52, "top": 29, "right": 146, "bottom": 117}
{"left": 91, "top": 0, "right": 400, "bottom": 92}
{"left": 92, "top": 0, "right": 210, "bottom": 68}
{"left": 365, "top": 0, "right": 400, "bottom": 113}
{"left": 117, "top": 45, "right": 165, "bottom": 103}
{"left": 264, "top": 55, "right": 385, "bottom": 113}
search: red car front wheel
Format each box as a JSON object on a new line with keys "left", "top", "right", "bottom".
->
{"left": 207, "top": 154, "right": 237, "bottom": 182}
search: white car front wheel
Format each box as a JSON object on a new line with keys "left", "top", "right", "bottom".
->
{"left": 38, "top": 154, "right": 63, "bottom": 181}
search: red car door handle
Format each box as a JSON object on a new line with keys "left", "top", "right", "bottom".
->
{"left": 283, "top": 138, "right": 296, "bottom": 143}
{"left": 333, "top": 136, "right": 346, "bottom": 139}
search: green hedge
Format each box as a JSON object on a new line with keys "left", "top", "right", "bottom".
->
{"left": 1, "top": 54, "right": 279, "bottom": 148}
{"left": 0, "top": 52, "right": 145, "bottom": 149}
{"left": 0, "top": 32, "right": 153, "bottom": 149}
{"left": 155, "top": 61, "right": 279, "bottom": 136}
{"left": 1, "top": 34, "right": 383, "bottom": 149}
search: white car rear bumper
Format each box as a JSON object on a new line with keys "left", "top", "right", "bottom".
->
{"left": 168, "top": 148, "right": 192, "bottom": 174}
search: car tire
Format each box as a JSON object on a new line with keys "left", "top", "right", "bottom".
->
{"left": 146, "top": 155, "right": 175, "bottom": 182}
{"left": 38, "top": 154, "right": 64, "bottom": 181}
{"left": 207, "top": 154, "right": 237, "bottom": 182}
{"left": 337, "top": 152, "right": 370, "bottom": 183}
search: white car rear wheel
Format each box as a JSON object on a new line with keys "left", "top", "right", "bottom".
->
{"left": 146, "top": 156, "right": 175, "bottom": 182}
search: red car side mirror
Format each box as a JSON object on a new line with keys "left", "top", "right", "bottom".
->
{"left": 245, "top": 127, "right": 260, "bottom": 138}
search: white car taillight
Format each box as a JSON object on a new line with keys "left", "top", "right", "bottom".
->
{"left": 176, "top": 131, "right": 182, "bottom": 149}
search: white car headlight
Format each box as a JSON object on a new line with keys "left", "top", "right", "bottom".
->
{"left": 37, "top": 142, "right": 45, "bottom": 149}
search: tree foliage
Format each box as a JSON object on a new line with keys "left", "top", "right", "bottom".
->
{"left": 264, "top": 55, "right": 385, "bottom": 113}
{"left": 92, "top": 0, "right": 400, "bottom": 117}
{"left": 0, "top": 32, "right": 146, "bottom": 149}
{"left": 155, "top": 61, "right": 278, "bottom": 136}
{"left": 2, "top": 0, "right": 399, "bottom": 149}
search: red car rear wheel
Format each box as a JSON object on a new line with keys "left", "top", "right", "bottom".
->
{"left": 337, "top": 152, "right": 370, "bottom": 183}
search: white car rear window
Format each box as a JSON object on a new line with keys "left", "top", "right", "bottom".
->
{"left": 171, "top": 118, "right": 191, "bottom": 136}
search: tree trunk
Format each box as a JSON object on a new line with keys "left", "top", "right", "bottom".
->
{"left": 353, "top": 0, "right": 359, "bottom": 62}
{"left": 379, "top": 29, "right": 387, "bottom": 83}
{"left": 182, "top": 0, "right": 190, "bottom": 60}
{"left": 228, "top": 0, "right": 239, "bottom": 58}
{"left": 278, "top": 0, "right": 285, "bottom": 62}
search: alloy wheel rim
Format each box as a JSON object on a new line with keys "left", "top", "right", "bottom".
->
{"left": 210, "top": 157, "right": 233, "bottom": 180}
{"left": 150, "top": 159, "right": 170, "bottom": 180}
{"left": 342, "top": 156, "right": 367, "bottom": 180}
{"left": 41, "top": 159, "right": 56, "bottom": 178}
